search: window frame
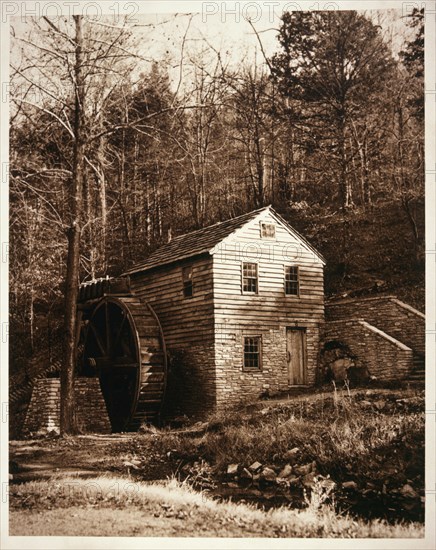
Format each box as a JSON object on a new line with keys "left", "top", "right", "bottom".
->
{"left": 182, "top": 265, "right": 194, "bottom": 298}
{"left": 241, "top": 261, "right": 259, "bottom": 295}
{"left": 243, "top": 335, "right": 262, "bottom": 371}
{"left": 284, "top": 265, "right": 300, "bottom": 297}
{"left": 260, "top": 221, "right": 276, "bottom": 240}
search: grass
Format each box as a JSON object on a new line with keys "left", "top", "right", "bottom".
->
{"left": 154, "top": 388, "right": 424, "bottom": 480}
{"left": 9, "top": 475, "right": 424, "bottom": 538}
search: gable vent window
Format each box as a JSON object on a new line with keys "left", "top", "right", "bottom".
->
{"left": 260, "top": 222, "right": 276, "bottom": 239}
{"left": 242, "top": 262, "right": 258, "bottom": 294}
{"left": 182, "top": 266, "right": 193, "bottom": 298}
{"left": 285, "top": 266, "right": 299, "bottom": 296}
{"left": 244, "top": 336, "right": 262, "bottom": 370}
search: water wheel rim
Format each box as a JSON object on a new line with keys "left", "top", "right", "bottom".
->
{"left": 85, "top": 296, "right": 167, "bottom": 431}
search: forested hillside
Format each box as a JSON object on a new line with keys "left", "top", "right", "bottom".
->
{"left": 9, "top": 10, "right": 424, "bottom": 379}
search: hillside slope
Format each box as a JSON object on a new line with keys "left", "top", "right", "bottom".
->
{"left": 284, "top": 200, "right": 425, "bottom": 311}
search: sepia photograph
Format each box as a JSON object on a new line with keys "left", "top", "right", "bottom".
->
{"left": 1, "top": 0, "right": 434, "bottom": 547}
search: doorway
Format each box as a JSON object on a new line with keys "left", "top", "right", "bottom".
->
{"left": 286, "top": 327, "right": 307, "bottom": 385}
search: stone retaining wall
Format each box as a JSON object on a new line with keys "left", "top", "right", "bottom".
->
{"left": 23, "top": 377, "right": 111, "bottom": 435}
{"left": 322, "top": 318, "right": 413, "bottom": 380}
{"left": 326, "top": 296, "right": 425, "bottom": 355}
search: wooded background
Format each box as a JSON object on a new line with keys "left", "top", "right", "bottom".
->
{"left": 9, "top": 9, "right": 424, "bottom": 386}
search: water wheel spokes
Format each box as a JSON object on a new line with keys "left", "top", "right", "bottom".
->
{"left": 82, "top": 296, "right": 166, "bottom": 432}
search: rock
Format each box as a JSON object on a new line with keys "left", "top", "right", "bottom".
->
{"left": 400, "top": 483, "right": 418, "bottom": 499}
{"left": 294, "top": 463, "right": 313, "bottom": 476}
{"left": 360, "top": 400, "right": 373, "bottom": 408}
{"left": 374, "top": 400, "right": 386, "bottom": 411}
{"left": 239, "top": 467, "right": 253, "bottom": 479}
{"left": 283, "top": 448, "right": 300, "bottom": 463}
{"left": 278, "top": 464, "right": 293, "bottom": 479}
{"left": 302, "top": 473, "right": 315, "bottom": 489}
{"left": 260, "top": 467, "right": 277, "bottom": 482}
{"left": 227, "top": 463, "right": 239, "bottom": 475}
{"left": 288, "top": 475, "right": 300, "bottom": 487}
{"left": 318, "top": 476, "right": 336, "bottom": 492}
{"left": 249, "top": 461, "right": 263, "bottom": 473}
{"left": 342, "top": 481, "right": 358, "bottom": 490}
{"left": 347, "top": 366, "right": 369, "bottom": 384}
{"left": 330, "top": 358, "right": 354, "bottom": 382}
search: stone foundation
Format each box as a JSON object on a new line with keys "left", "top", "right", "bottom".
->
{"left": 163, "top": 343, "right": 217, "bottom": 419}
{"left": 23, "top": 377, "right": 111, "bottom": 435}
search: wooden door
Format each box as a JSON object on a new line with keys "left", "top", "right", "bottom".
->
{"left": 286, "top": 328, "right": 307, "bottom": 385}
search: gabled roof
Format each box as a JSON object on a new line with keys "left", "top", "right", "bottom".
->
{"left": 124, "top": 206, "right": 325, "bottom": 276}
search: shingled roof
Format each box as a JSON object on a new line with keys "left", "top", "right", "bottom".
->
{"left": 124, "top": 206, "right": 324, "bottom": 276}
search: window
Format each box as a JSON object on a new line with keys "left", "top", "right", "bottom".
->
{"left": 242, "top": 262, "right": 258, "bottom": 293}
{"left": 182, "top": 266, "right": 193, "bottom": 298}
{"left": 285, "top": 266, "right": 299, "bottom": 296}
{"left": 244, "top": 336, "right": 261, "bottom": 370}
{"left": 260, "top": 222, "right": 276, "bottom": 239}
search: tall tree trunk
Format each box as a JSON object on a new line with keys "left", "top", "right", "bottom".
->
{"left": 61, "top": 15, "right": 85, "bottom": 435}
{"left": 29, "top": 288, "right": 34, "bottom": 353}
{"left": 338, "top": 110, "right": 352, "bottom": 209}
{"left": 97, "top": 126, "right": 107, "bottom": 272}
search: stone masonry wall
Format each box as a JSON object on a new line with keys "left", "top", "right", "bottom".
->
{"left": 214, "top": 323, "right": 320, "bottom": 409}
{"left": 23, "top": 378, "right": 111, "bottom": 435}
{"left": 322, "top": 319, "right": 413, "bottom": 380}
{"left": 164, "top": 343, "right": 217, "bottom": 419}
{"left": 326, "top": 296, "right": 425, "bottom": 355}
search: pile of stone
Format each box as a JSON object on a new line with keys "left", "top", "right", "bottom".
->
{"left": 225, "top": 448, "right": 334, "bottom": 492}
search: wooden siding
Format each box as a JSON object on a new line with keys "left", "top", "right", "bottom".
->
{"left": 212, "top": 210, "right": 324, "bottom": 404}
{"left": 130, "top": 254, "right": 214, "bottom": 349}
{"left": 212, "top": 210, "right": 324, "bottom": 324}
{"left": 130, "top": 255, "right": 216, "bottom": 416}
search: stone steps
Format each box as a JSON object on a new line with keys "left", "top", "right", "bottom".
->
{"left": 406, "top": 354, "right": 425, "bottom": 381}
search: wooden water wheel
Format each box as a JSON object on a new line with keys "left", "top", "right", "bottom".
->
{"left": 81, "top": 296, "right": 167, "bottom": 432}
